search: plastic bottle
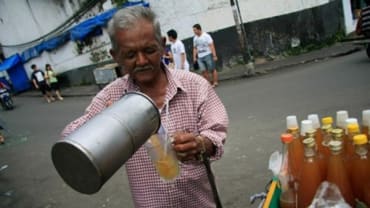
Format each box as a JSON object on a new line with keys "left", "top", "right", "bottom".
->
{"left": 297, "top": 137, "right": 322, "bottom": 208}
{"left": 345, "top": 123, "right": 360, "bottom": 161}
{"left": 350, "top": 134, "right": 370, "bottom": 203}
{"left": 305, "top": 129, "right": 326, "bottom": 180}
{"left": 286, "top": 116, "right": 304, "bottom": 182}
{"left": 286, "top": 115, "right": 299, "bottom": 132}
{"left": 279, "top": 133, "right": 297, "bottom": 208}
{"left": 321, "top": 117, "right": 334, "bottom": 158}
{"left": 362, "top": 109, "right": 370, "bottom": 138}
{"left": 308, "top": 114, "right": 324, "bottom": 153}
{"left": 300, "top": 120, "right": 313, "bottom": 141}
{"left": 331, "top": 128, "right": 345, "bottom": 154}
{"left": 326, "top": 140, "right": 355, "bottom": 206}
{"left": 336, "top": 110, "right": 349, "bottom": 130}
{"left": 345, "top": 118, "right": 358, "bottom": 134}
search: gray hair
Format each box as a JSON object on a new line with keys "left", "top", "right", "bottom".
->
{"left": 107, "top": 6, "right": 162, "bottom": 51}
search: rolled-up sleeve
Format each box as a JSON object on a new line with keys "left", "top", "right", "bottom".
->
{"left": 197, "top": 84, "right": 229, "bottom": 161}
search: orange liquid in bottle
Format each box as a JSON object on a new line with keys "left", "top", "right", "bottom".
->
{"left": 349, "top": 134, "right": 370, "bottom": 202}
{"left": 326, "top": 140, "right": 355, "bottom": 206}
{"left": 315, "top": 128, "right": 324, "bottom": 154}
{"left": 279, "top": 133, "right": 297, "bottom": 208}
{"left": 363, "top": 185, "right": 370, "bottom": 206}
{"left": 287, "top": 128, "right": 304, "bottom": 182}
{"left": 280, "top": 188, "right": 297, "bottom": 208}
{"left": 297, "top": 138, "right": 322, "bottom": 208}
{"left": 362, "top": 125, "right": 369, "bottom": 138}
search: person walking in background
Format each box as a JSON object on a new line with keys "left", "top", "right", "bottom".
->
{"left": 167, "top": 29, "right": 190, "bottom": 71}
{"left": 62, "top": 6, "right": 228, "bottom": 207}
{"left": 161, "top": 36, "right": 173, "bottom": 69}
{"left": 192, "top": 23, "right": 219, "bottom": 87}
{"left": 31, "top": 64, "right": 55, "bottom": 103}
{"left": 45, "top": 64, "right": 64, "bottom": 101}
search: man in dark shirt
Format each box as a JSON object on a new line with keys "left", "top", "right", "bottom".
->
{"left": 31, "top": 64, "right": 55, "bottom": 103}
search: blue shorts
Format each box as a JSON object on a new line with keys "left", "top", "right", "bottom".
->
{"left": 197, "top": 54, "right": 215, "bottom": 72}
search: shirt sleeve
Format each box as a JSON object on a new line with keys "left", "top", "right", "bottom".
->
{"left": 61, "top": 91, "right": 110, "bottom": 138}
{"left": 205, "top": 33, "right": 214, "bottom": 44}
{"left": 179, "top": 42, "right": 186, "bottom": 54}
{"left": 197, "top": 82, "right": 229, "bottom": 161}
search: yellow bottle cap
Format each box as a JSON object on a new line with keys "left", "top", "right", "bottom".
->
{"left": 322, "top": 117, "right": 333, "bottom": 125}
{"left": 353, "top": 134, "right": 368, "bottom": 145}
{"left": 347, "top": 123, "right": 360, "bottom": 133}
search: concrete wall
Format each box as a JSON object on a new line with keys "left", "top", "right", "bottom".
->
{"left": 0, "top": 0, "right": 347, "bottom": 86}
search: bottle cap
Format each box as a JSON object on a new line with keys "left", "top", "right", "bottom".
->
{"left": 329, "top": 140, "right": 342, "bottom": 151}
{"left": 321, "top": 124, "right": 330, "bottom": 131}
{"left": 362, "top": 110, "right": 370, "bottom": 127}
{"left": 336, "top": 110, "right": 348, "bottom": 129}
{"left": 321, "top": 117, "right": 333, "bottom": 125}
{"left": 302, "top": 137, "right": 315, "bottom": 147}
{"left": 281, "top": 133, "right": 293, "bottom": 143}
{"left": 305, "top": 129, "right": 316, "bottom": 138}
{"left": 345, "top": 118, "right": 358, "bottom": 134}
{"left": 308, "top": 114, "right": 320, "bottom": 129}
{"left": 353, "top": 134, "right": 368, "bottom": 145}
{"left": 345, "top": 118, "right": 358, "bottom": 126}
{"left": 286, "top": 115, "right": 298, "bottom": 129}
{"left": 347, "top": 123, "right": 360, "bottom": 134}
{"left": 331, "top": 128, "right": 344, "bottom": 141}
{"left": 300, "top": 120, "right": 313, "bottom": 136}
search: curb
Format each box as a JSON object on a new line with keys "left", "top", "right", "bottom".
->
{"left": 18, "top": 46, "right": 363, "bottom": 98}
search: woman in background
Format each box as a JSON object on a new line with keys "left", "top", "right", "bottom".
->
{"left": 45, "top": 64, "right": 64, "bottom": 101}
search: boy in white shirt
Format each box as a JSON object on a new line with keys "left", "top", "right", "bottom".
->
{"left": 167, "top": 29, "right": 189, "bottom": 71}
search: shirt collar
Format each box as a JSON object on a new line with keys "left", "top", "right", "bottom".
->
{"left": 126, "top": 64, "right": 187, "bottom": 101}
{"left": 164, "top": 65, "right": 187, "bottom": 102}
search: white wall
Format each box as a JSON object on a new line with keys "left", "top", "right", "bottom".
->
{"left": 149, "top": 0, "right": 331, "bottom": 41}
{"left": 0, "top": 0, "right": 333, "bottom": 76}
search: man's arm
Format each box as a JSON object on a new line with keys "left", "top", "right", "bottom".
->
{"left": 180, "top": 53, "right": 186, "bottom": 69}
{"left": 193, "top": 47, "right": 198, "bottom": 62}
{"left": 172, "top": 81, "right": 229, "bottom": 162}
{"left": 209, "top": 42, "right": 217, "bottom": 61}
{"left": 31, "top": 76, "right": 38, "bottom": 89}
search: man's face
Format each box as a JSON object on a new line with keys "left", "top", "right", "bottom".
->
{"left": 110, "top": 19, "right": 163, "bottom": 84}
{"left": 168, "top": 36, "right": 174, "bottom": 43}
{"left": 193, "top": 27, "right": 201, "bottom": 36}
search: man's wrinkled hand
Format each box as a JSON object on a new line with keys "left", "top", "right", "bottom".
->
{"left": 171, "top": 131, "right": 199, "bottom": 162}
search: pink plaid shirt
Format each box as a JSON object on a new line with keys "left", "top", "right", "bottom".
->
{"left": 62, "top": 67, "right": 229, "bottom": 208}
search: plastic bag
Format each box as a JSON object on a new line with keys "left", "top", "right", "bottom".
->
{"left": 309, "top": 181, "right": 351, "bottom": 208}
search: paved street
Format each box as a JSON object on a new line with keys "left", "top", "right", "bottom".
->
{"left": 0, "top": 51, "right": 370, "bottom": 208}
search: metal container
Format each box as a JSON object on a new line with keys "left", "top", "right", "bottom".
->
{"left": 51, "top": 92, "right": 160, "bottom": 194}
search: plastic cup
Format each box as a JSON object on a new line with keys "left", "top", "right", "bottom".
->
{"left": 145, "top": 132, "right": 180, "bottom": 181}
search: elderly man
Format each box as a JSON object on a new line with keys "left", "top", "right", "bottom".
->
{"left": 62, "top": 6, "right": 228, "bottom": 208}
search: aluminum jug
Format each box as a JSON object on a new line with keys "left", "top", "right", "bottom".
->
{"left": 51, "top": 92, "right": 160, "bottom": 194}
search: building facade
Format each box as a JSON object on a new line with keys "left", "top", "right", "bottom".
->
{"left": 0, "top": 0, "right": 359, "bottom": 86}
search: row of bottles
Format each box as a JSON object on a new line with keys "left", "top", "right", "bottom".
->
{"left": 279, "top": 110, "right": 370, "bottom": 208}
